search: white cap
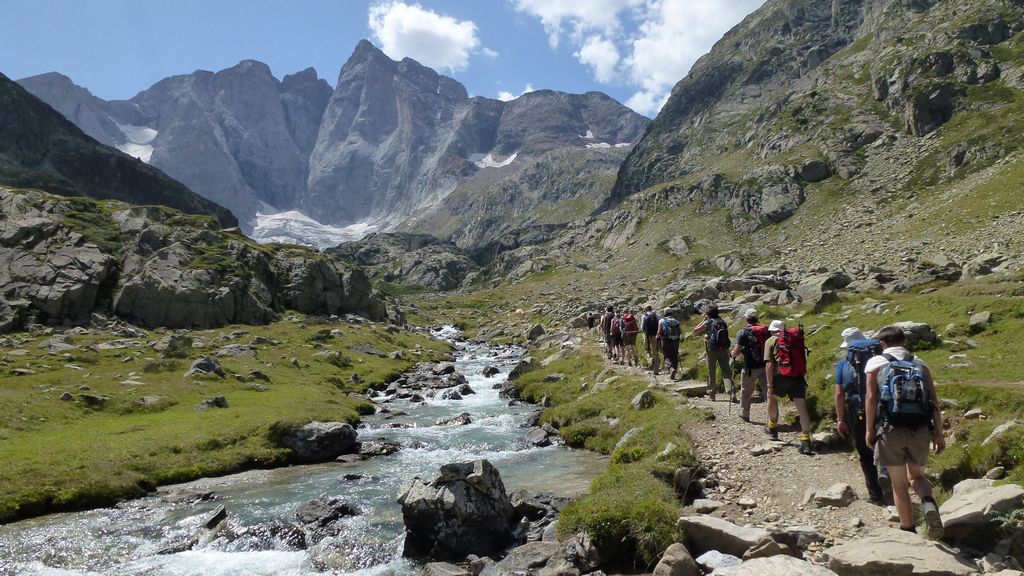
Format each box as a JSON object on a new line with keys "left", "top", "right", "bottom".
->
{"left": 743, "top": 308, "right": 758, "bottom": 320}
{"left": 768, "top": 320, "right": 785, "bottom": 332}
{"left": 839, "top": 327, "right": 865, "bottom": 348}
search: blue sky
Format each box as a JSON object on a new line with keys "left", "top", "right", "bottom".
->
{"left": 1, "top": 0, "right": 765, "bottom": 116}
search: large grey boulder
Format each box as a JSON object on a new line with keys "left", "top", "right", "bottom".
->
{"left": 397, "top": 459, "right": 516, "bottom": 559}
{"left": 795, "top": 272, "right": 851, "bottom": 310}
{"left": 825, "top": 528, "right": 978, "bottom": 575}
{"left": 891, "top": 321, "right": 939, "bottom": 347}
{"left": 940, "top": 478, "right": 1024, "bottom": 544}
{"left": 653, "top": 542, "right": 700, "bottom": 576}
{"left": 713, "top": 555, "right": 838, "bottom": 575}
{"left": 274, "top": 421, "right": 358, "bottom": 463}
{"left": 677, "top": 515, "right": 770, "bottom": 558}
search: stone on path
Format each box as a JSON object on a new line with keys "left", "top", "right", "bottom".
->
{"left": 714, "top": 555, "right": 839, "bottom": 575}
{"left": 653, "top": 542, "right": 700, "bottom": 576}
{"left": 696, "top": 551, "right": 741, "bottom": 571}
{"left": 803, "top": 484, "right": 857, "bottom": 508}
{"left": 940, "top": 478, "right": 1024, "bottom": 544}
{"left": 632, "top": 390, "right": 656, "bottom": 410}
{"left": 678, "top": 515, "right": 770, "bottom": 558}
{"left": 693, "top": 499, "right": 724, "bottom": 513}
{"left": 741, "top": 536, "right": 790, "bottom": 560}
{"left": 825, "top": 528, "right": 978, "bottom": 576}
{"left": 750, "top": 443, "right": 783, "bottom": 456}
{"left": 771, "top": 526, "right": 825, "bottom": 554}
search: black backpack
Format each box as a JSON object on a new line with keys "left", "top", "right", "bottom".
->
{"left": 707, "top": 318, "right": 730, "bottom": 349}
{"left": 642, "top": 312, "right": 660, "bottom": 336}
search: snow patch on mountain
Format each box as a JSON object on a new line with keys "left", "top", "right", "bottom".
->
{"left": 115, "top": 124, "right": 157, "bottom": 162}
{"left": 251, "top": 210, "right": 376, "bottom": 251}
{"left": 471, "top": 151, "right": 519, "bottom": 168}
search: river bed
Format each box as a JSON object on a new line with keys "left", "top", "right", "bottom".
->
{"left": 0, "top": 327, "right": 606, "bottom": 576}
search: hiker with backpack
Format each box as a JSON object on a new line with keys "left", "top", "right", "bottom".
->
{"left": 764, "top": 320, "right": 814, "bottom": 455}
{"left": 692, "top": 304, "right": 734, "bottom": 402}
{"left": 621, "top": 311, "right": 641, "bottom": 367}
{"left": 601, "top": 307, "right": 615, "bottom": 360}
{"left": 640, "top": 306, "right": 661, "bottom": 374}
{"left": 609, "top": 310, "right": 625, "bottom": 364}
{"left": 834, "top": 327, "right": 887, "bottom": 505}
{"left": 731, "top": 308, "right": 770, "bottom": 422}
{"left": 865, "top": 326, "right": 945, "bottom": 537}
{"left": 657, "top": 308, "right": 682, "bottom": 379}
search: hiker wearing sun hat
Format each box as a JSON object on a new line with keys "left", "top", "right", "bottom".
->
{"left": 730, "top": 308, "right": 770, "bottom": 422}
{"left": 764, "top": 319, "right": 814, "bottom": 455}
{"left": 835, "top": 327, "right": 886, "bottom": 505}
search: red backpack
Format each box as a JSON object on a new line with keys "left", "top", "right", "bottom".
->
{"left": 623, "top": 314, "right": 639, "bottom": 334}
{"left": 743, "top": 324, "right": 771, "bottom": 368}
{"left": 777, "top": 326, "right": 808, "bottom": 377}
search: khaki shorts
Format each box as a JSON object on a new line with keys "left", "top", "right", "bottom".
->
{"left": 876, "top": 423, "right": 931, "bottom": 467}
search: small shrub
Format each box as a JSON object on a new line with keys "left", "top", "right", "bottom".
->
{"left": 143, "top": 358, "right": 180, "bottom": 373}
{"left": 323, "top": 351, "right": 353, "bottom": 369}
{"left": 161, "top": 335, "right": 194, "bottom": 359}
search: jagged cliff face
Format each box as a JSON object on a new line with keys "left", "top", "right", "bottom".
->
{"left": 0, "top": 73, "right": 236, "bottom": 227}
{"left": 304, "top": 40, "right": 649, "bottom": 227}
{"left": 607, "top": 0, "right": 1024, "bottom": 233}
{"left": 19, "top": 63, "right": 333, "bottom": 225}
{"left": 20, "top": 41, "right": 648, "bottom": 237}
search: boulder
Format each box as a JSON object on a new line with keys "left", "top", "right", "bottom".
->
{"left": 296, "top": 497, "right": 359, "bottom": 529}
{"left": 795, "top": 272, "right": 851, "bottom": 309}
{"left": 891, "top": 321, "right": 938, "bottom": 346}
{"left": 433, "top": 362, "right": 457, "bottom": 376}
{"left": 825, "top": 528, "right": 978, "bottom": 575}
{"left": 195, "top": 396, "right": 228, "bottom": 410}
{"left": 526, "top": 324, "right": 546, "bottom": 341}
{"left": 437, "top": 413, "right": 473, "bottom": 427}
{"left": 678, "top": 515, "right": 770, "bottom": 557}
{"left": 482, "top": 366, "right": 500, "bottom": 377}
{"left": 397, "top": 460, "right": 516, "bottom": 559}
{"left": 632, "top": 390, "right": 656, "bottom": 410}
{"left": 653, "top": 542, "right": 700, "bottom": 576}
{"left": 508, "top": 357, "right": 535, "bottom": 381}
{"left": 184, "top": 356, "right": 225, "bottom": 378}
{"left": 742, "top": 536, "right": 791, "bottom": 560}
{"left": 274, "top": 421, "right": 358, "bottom": 463}
{"left": 983, "top": 420, "right": 1022, "bottom": 446}
{"left": 696, "top": 551, "right": 742, "bottom": 571}
{"left": 940, "top": 478, "right": 1024, "bottom": 544}
{"left": 495, "top": 541, "right": 560, "bottom": 573}
{"left": 714, "top": 555, "right": 838, "bottom": 575}
{"left": 969, "top": 311, "right": 992, "bottom": 333}
{"left": 771, "top": 525, "right": 825, "bottom": 554}
{"left": 797, "top": 160, "right": 832, "bottom": 183}
{"left": 423, "top": 562, "right": 471, "bottom": 576}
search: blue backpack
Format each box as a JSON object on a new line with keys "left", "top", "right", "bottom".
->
{"left": 839, "top": 338, "right": 882, "bottom": 413}
{"left": 878, "top": 353, "right": 932, "bottom": 428}
{"left": 661, "top": 318, "right": 681, "bottom": 340}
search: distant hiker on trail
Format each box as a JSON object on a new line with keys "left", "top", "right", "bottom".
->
{"left": 640, "top": 306, "right": 660, "bottom": 375}
{"left": 764, "top": 320, "right": 814, "bottom": 455}
{"left": 601, "top": 307, "right": 614, "bottom": 359}
{"left": 834, "top": 327, "right": 887, "bottom": 505}
{"left": 692, "top": 304, "right": 734, "bottom": 402}
{"left": 866, "top": 326, "right": 945, "bottom": 537}
{"left": 731, "top": 308, "right": 770, "bottom": 422}
{"left": 620, "top": 312, "right": 640, "bottom": 367}
{"left": 657, "top": 308, "right": 682, "bottom": 380}
{"left": 610, "top": 310, "right": 625, "bottom": 364}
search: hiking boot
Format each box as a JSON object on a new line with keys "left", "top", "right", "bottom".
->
{"left": 765, "top": 426, "right": 779, "bottom": 441}
{"left": 878, "top": 471, "right": 893, "bottom": 505}
{"left": 740, "top": 414, "right": 750, "bottom": 423}
{"left": 669, "top": 368, "right": 677, "bottom": 380}
{"left": 922, "top": 498, "right": 944, "bottom": 539}
{"left": 799, "top": 439, "right": 813, "bottom": 455}
{"left": 866, "top": 494, "right": 886, "bottom": 506}
{"left": 730, "top": 393, "right": 738, "bottom": 404}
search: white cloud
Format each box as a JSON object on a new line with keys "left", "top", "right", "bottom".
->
{"left": 575, "top": 35, "right": 620, "bottom": 83}
{"left": 368, "top": 2, "right": 492, "bottom": 72}
{"left": 512, "top": 0, "right": 766, "bottom": 116}
{"left": 497, "top": 83, "right": 535, "bottom": 101}
{"left": 511, "top": 0, "right": 643, "bottom": 47}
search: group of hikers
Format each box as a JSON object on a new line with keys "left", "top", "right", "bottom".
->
{"left": 593, "top": 304, "right": 946, "bottom": 538}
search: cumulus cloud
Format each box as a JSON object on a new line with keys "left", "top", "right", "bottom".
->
{"left": 497, "top": 83, "right": 536, "bottom": 102}
{"left": 512, "top": 0, "right": 765, "bottom": 116}
{"left": 368, "top": 1, "right": 492, "bottom": 71}
{"left": 575, "top": 35, "right": 620, "bottom": 83}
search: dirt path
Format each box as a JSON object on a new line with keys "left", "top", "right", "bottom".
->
{"left": 602, "top": 354, "right": 898, "bottom": 543}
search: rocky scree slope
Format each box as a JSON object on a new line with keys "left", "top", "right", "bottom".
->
{"left": 605, "top": 0, "right": 1024, "bottom": 240}
{"left": 20, "top": 41, "right": 648, "bottom": 234}
{"left": 0, "top": 188, "right": 390, "bottom": 332}
{"left": 0, "top": 73, "right": 235, "bottom": 227}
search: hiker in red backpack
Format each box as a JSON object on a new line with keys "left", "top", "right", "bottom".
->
{"left": 764, "top": 320, "right": 814, "bottom": 455}
{"left": 730, "top": 308, "right": 770, "bottom": 422}
{"left": 621, "top": 312, "right": 641, "bottom": 367}
{"left": 692, "top": 304, "right": 734, "bottom": 402}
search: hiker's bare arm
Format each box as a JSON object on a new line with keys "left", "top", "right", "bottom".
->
{"left": 834, "top": 385, "right": 847, "bottom": 437}
{"left": 691, "top": 319, "right": 707, "bottom": 333}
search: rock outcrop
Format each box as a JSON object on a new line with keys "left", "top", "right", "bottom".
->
{"left": 825, "top": 528, "right": 978, "bottom": 575}
{"left": 272, "top": 421, "right": 358, "bottom": 463}
{"left": 939, "top": 478, "right": 1024, "bottom": 545}
{"left": 0, "top": 189, "right": 388, "bottom": 330}
{"left": 396, "top": 459, "right": 517, "bottom": 559}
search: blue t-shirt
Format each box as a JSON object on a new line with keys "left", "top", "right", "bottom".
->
{"left": 835, "top": 359, "right": 865, "bottom": 411}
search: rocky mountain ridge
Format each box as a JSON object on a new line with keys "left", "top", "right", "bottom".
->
{"left": 0, "top": 73, "right": 235, "bottom": 227}
{"left": 19, "top": 41, "right": 648, "bottom": 236}
{"left": 0, "top": 187, "right": 391, "bottom": 332}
